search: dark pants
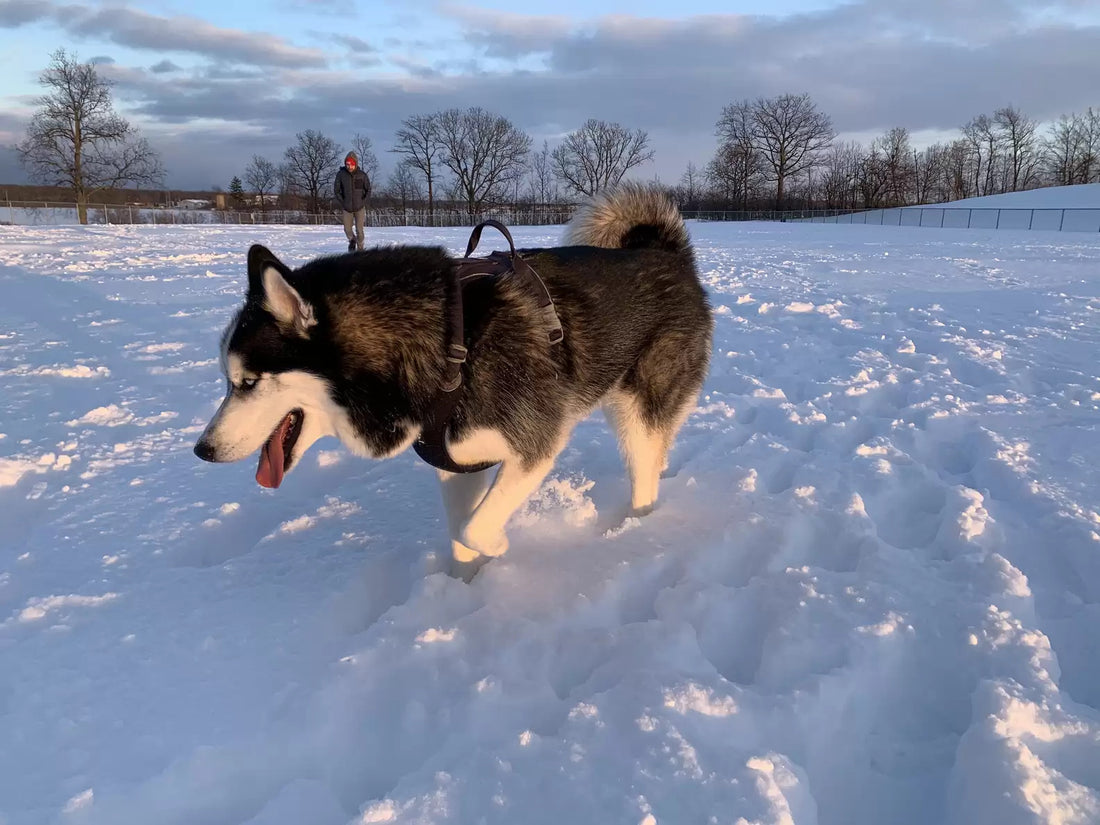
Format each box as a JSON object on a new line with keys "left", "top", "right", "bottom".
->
{"left": 342, "top": 208, "right": 365, "bottom": 249}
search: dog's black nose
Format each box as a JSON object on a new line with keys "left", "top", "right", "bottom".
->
{"left": 193, "top": 439, "right": 217, "bottom": 462}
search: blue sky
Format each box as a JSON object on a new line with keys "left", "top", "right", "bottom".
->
{"left": 1, "top": 0, "right": 1098, "bottom": 190}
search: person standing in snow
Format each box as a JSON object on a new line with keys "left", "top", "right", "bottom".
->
{"left": 334, "top": 151, "right": 370, "bottom": 252}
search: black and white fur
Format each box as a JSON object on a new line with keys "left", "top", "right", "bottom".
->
{"left": 194, "top": 184, "right": 712, "bottom": 576}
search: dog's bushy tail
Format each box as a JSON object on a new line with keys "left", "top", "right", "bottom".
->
{"left": 564, "top": 182, "right": 690, "bottom": 255}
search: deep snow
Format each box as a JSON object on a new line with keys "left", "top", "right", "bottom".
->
{"left": 919, "top": 183, "right": 1100, "bottom": 210}
{"left": 1, "top": 220, "right": 1099, "bottom": 825}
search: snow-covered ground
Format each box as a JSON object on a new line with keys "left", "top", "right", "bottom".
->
{"left": 920, "top": 183, "right": 1100, "bottom": 210}
{"left": 808, "top": 184, "right": 1100, "bottom": 232}
{"left": 1, "top": 221, "right": 1099, "bottom": 825}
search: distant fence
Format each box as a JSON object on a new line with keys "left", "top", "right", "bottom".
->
{"left": 0, "top": 201, "right": 576, "bottom": 228}
{"left": 682, "top": 209, "right": 865, "bottom": 222}
{"left": 800, "top": 207, "right": 1100, "bottom": 233}
{"left": 11, "top": 200, "right": 1093, "bottom": 233}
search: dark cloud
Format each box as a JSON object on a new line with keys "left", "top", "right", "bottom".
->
{"left": 330, "top": 33, "right": 377, "bottom": 52}
{"left": 0, "top": 110, "right": 29, "bottom": 185}
{"left": 0, "top": 146, "right": 28, "bottom": 188}
{"left": 150, "top": 59, "right": 182, "bottom": 74}
{"left": 327, "top": 33, "right": 382, "bottom": 67}
{"left": 0, "top": 0, "right": 50, "bottom": 26}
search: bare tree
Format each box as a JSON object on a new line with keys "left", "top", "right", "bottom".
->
{"left": 243, "top": 155, "right": 278, "bottom": 213}
{"left": 711, "top": 100, "right": 764, "bottom": 209}
{"left": 1044, "top": 113, "right": 1087, "bottom": 186}
{"left": 551, "top": 119, "right": 654, "bottom": 197}
{"left": 435, "top": 107, "right": 531, "bottom": 216}
{"left": 349, "top": 132, "right": 379, "bottom": 198}
{"left": 750, "top": 93, "right": 835, "bottom": 208}
{"left": 392, "top": 114, "right": 441, "bottom": 219}
{"left": 283, "top": 129, "right": 340, "bottom": 214}
{"left": 1058, "top": 107, "right": 1100, "bottom": 184}
{"left": 912, "top": 144, "right": 947, "bottom": 204}
{"left": 963, "top": 113, "right": 1003, "bottom": 196}
{"left": 16, "top": 49, "right": 163, "bottom": 224}
{"left": 819, "top": 142, "right": 863, "bottom": 209}
{"left": 676, "top": 162, "right": 702, "bottom": 209}
{"left": 276, "top": 162, "right": 296, "bottom": 206}
{"left": 384, "top": 162, "right": 424, "bottom": 213}
{"left": 525, "top": 140, "right": 560, "bottom": 206}
{"left": 943, "top": 139, "right": 976, "bottom": 201}
{"left": 994, "top": 106, "right": 1041, "bottom": 192}
{"left": 1083, "top": 108, "right": 1100, "bottom": 183}
{"left": 705, "top": 141, "right": 762, "bottom": 210}
{"left": 855, "top": 144, "right": 889, "bottom": 209}
{"left": 875, "top": 127, "right": 915, "bottom": 206}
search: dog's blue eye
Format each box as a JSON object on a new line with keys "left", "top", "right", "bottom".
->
{"left": 241, "top": 377, "right": 259, "bottom": 389}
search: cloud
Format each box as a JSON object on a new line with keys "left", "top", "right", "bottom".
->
{"left": 329, "top": 33, "right": 377, "bottom": 53}
{"left": 2, "top": 0, "right": 1099, "bottom": 189}
{"left": 441, "top": 4, "right": 575, "bottom": 57}
{"left": 0, "top": 0, "right": 50, "bottom": 26}
{"left": 150, "top": 60, "right": 182, "bottom": 74}
{"left": 94, "top": 3, "right": 1100, "bottom": 185}
{"left": 0, "top": 0, "right": 328, "bottom": 68}
{"left": 0, "top": 109, "right": 28, "bottom": 143}
{"left": 0, "top": 146, "right": 27, "bottom": 187}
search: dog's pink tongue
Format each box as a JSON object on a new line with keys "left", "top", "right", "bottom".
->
{"left": 256, "top": 416, "right": 291, "bottom": 489}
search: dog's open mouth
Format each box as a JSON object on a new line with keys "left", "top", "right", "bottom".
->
{"left": 256, "top": 409, "right": 304, "bottom": 489}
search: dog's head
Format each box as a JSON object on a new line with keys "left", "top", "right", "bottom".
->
{"left": 192, "top": 244, "right": 424, "bottom": 488}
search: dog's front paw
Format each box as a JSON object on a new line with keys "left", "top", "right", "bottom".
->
{"left": 460, "top": 525, "right": 509, "bottom": 558}
{"left": 449, "top": 547, "right": 491, "bottom": 583}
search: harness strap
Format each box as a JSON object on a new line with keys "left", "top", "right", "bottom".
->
{"left": 412, "top": 220, "right": 563, "bottom": 475}
{"left": 464, "top": 220, "right": 563, "bottom": 345}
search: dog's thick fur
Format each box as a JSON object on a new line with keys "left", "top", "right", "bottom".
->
{"left": 194, "top": 183, "right": 712, "bottom": 575}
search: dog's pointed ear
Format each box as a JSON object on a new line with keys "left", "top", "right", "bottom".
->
{"left": 247, "top": 244, "right": 281, "bottom": 293}
{"left": 246, "top": 244, "right": 316, "bottom": 337}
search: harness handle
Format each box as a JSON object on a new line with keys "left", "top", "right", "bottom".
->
{"left": 413, "top": 219, "right": 563, "bottom": 474}
{"left": 465, "top": 219, "right": 517, "bottom": 260}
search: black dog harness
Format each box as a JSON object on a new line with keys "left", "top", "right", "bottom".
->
{"left": 412, "top": 220, "right": 563, "bottom": 474}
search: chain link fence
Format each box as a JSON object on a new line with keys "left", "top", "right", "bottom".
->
{"left": 799, "top": 206, "right": 1100, "bottom": 232}
{"left": 681, "top": 209, "right": 866, "bottom": 222}
{"left": 8, "top": 201, "right": 1094, "bottom": 233}
{"left": 0, "top": 201, "right": 577, "bottom": 228}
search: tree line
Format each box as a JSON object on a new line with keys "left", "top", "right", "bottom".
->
{"left": 13, "top": 50, "right": 1100, "bottom": 224}
{"left": 234, "top": 112, "right": 653, "bottom": 218}
{"left": 691, "top": 94, "right": 1100, "bottom": 211}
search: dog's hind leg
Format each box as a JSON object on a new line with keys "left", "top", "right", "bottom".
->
{"left": 603, "top": 391, "right": 669, "bottom": 515}
{"left": 437, "top": 467, "right": 495, "bottom": 578}
{"left": 608, "top": 325, "right": 709, "bottom": 514}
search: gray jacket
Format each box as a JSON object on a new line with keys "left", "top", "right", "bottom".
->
{"left": 334, "top": 165, "right": 370, "bottom": 212}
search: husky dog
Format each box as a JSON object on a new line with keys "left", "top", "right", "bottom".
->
{"left": 194, "top": 184, "right": 712, "bottom": 575}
